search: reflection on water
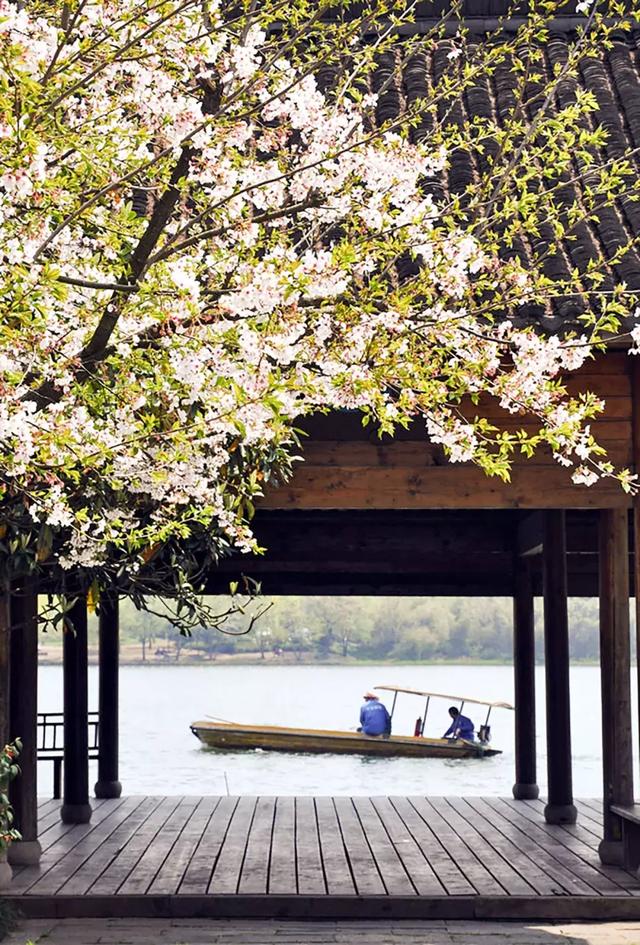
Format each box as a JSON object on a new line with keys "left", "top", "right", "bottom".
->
{"left": 37, "top": 663, "right": 614, "bottom": 797}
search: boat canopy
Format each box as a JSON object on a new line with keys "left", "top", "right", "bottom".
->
{"left": 374, "top": 686, "right": 514, "bottom": 710}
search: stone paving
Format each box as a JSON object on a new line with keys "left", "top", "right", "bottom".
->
{"left": 4, "top": 919, "right": 640, "bottom": 945}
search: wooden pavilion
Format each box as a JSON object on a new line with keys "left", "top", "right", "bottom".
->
{"left": 3, "top": 354, "right": 640, "bottom": 919}
{"left": 4, "top": 5, "right": 640, "bottom": 920}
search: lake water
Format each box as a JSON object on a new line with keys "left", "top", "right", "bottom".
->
{"left": 37, "top": 663, "right": 617, "bottom": 798}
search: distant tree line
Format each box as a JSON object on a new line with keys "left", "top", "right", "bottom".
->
{"left": 110, "top": 596, "right": 621, "bottom": 663}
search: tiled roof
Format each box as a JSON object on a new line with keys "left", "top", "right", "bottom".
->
{"left": 327, "top": 30, "right": 640, "bottom": 330}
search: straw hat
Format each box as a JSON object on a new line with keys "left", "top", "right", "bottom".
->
{"left": 363, "top": 692, "right": 379, "bottom": 700}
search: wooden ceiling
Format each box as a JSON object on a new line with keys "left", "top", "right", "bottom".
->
{"left": 205, "top": 509, "right": 612, "bottom": 597}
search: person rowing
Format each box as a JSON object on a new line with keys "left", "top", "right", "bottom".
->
{"left": 443, "top": 706, "right": 475, "bottom": 741}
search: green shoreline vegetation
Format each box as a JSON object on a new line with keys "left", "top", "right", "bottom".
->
{"left": 38, "top": 596, "right": 619, "bottom": 665}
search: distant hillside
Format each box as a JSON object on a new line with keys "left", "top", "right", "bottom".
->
{"left": 39, "top": 595, "right": 616, "bottom": 663}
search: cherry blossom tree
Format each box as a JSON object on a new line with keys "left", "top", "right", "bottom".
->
{"left": 0, "top": 0, "right": 638, "bottom": 625}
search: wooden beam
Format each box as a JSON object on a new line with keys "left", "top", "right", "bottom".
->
{"left": 512, "top": 558, "right": 538, "bottom": 800}
{"left": 516, "top": 513, "right": 543, "bottom": 557}
{"left": 265, "top": 357, "right": 633, "bottom": 512}
{"left": 204, "top": 510, "right": 607, "bottom": 596}
{"left": 262, "top": 464, "right": 632, "bottom": 511}
{"left": 204, "top": 574, "right": 518, "bottom": 597}
{"left": 8, "top": 576, "right": 41, "bottom": 866}
{"left": 598, "top": 509, "right": 634, "bottom": 866}
{"left": 94, "top": 593, "right": 121, "bottom": 799}
{"left": 61, "top": 597, "right": 92, "bottom": 824}
{"left": 542, "top": 510, "right": 577, "bottom": 825}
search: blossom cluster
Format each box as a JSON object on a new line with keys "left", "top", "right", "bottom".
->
{"left": 0, "top": 0, "right": 636, "bottom": 587}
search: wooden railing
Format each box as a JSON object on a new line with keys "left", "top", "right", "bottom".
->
{"left": 37, "top": 711, "right": 100, "bottom": 799}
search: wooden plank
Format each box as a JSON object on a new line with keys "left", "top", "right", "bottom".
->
{"left": 447, "top": 797, "right": 566, "bottom": 896}
{"left": 503, "top": 798, "right": 640, "bottom": 894}
{"left": 36, "top": 800, "right": 106, "bottom": 850}
{"left": 332, "top": 797, "right": 385, "bottom": 895}
{"left": 179, "top": 796, "right": 238, "bottom": 895}
{"left": 302, "top": 418, "right": 633, "bottom": 443}
{"left": 262, "top": 464, "right": 632, "bottom": 511}
{"left": 295, "top": 797, "right": 326, "bottom": 895}
{"left": 37, "top": 798, "right": 62, "bottom": 817}
{"left": 60, "top": 796, "right": 164, "bottom": 895}
{"left": 238, "top": 796, "right": 276, "bottom": 895}
{"left": 23, "top": 796, "right": 142, "bottom": 895}
{"left": 35, "top": 823, "right": 77, "bottom": 856}
{"left": 146, "top": 797, "right": 219, "bottom": 895}
{"left": 19, "top": 792, "right": 640, "bottom": 911}
{"left": 401, "top": 796, "right": 503, "bottom": 895}
{"left": 11, "top": 798, "right": 127, "bottom": 893}
{"left": 301, "top": 436, "right": 632, "bottom": 469}
{"left": 580, "top": 799, "right": 605, "bottom": 817}
{"left": 426, "top": 797, "right": 536, "bottom": 896}
{"left": 469, "top": 797, "right": 599, "bottom": 896}
{"left": 117, "top": 797, "right": 199, "bottom": 895}
{"left": 268, "top": 796, "right": 296, "bottom": 895}
{"left": 393, "top": 796, "right": 490, "bottom": 895}
{"left": 208, "top": 796, "right": 257, "bottom": 894}
{"left": 314, "top": 797, "right": 356, "bottom": 896}
{"left": 564, "top": 373, "right": 631, "bottom": 396}
{"left": 466, "top": 394, "right": 631, "bottom": 423}
{"left": 370, "top": 796, "right": 452, "bottom": 895}
{"left": 90, "top": 796, "right": 183, "bottom": 895}
{"left": 37, "top": 815, "right": 77, "bottom": 848}
{"left": 522, "top": 799, "right": 607, "bottom": 850}
{"left": 528, "top": 798, "right": 602, "bottom": 839}
{"left": 351, "top": 796, "right": 415, "bottom": 895}
{"left": 573, "top": 803, "right": 606, "bottom": 834}
{"left": 488, "top": 798, "right": 630, "bottom": 896}
{"left": 569, "top": 353, "right": 630, "bottom": 375}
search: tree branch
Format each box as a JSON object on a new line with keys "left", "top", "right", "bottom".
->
{"left": 26, "top": 145, "right": 195, "bottom": 408}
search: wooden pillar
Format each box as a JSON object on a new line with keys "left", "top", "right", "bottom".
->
{"left": 0, "top": 586, "right": 8, "bottom": 756}
{"left": 542, "top": 510, "right": 577, "bottom": 824}
{"left": 61, "top": 596, "right": 92, "bottom": 824}
{"left": 0, "top": 585, "right": 11, "bottom": 888}
{"left": 599, "top": 509, "right": 634, "bottom": 865}
{"left": 94, "top": 593, "right": 121, "bottom": 799}
{"left": 8, "top": 577, "right": 41, "bottom": 866}
{"left": 512, "top": 557, "right": 539, "bottom": 800}
{"left": 632, "top": 359, "right": 640, "bottom": 825}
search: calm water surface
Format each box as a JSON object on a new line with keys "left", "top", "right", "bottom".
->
{"left": 37, "top": 664, "right": 613, "bottom": 797}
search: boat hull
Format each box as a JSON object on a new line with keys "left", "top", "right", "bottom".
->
{"left": 190, "top": 721, "right": 501, "bottom": 758}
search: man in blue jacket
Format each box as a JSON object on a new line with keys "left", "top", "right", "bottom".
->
{"left": 443, "top": 706, "right": 475, "bottom": 741}
{"left": 358, "top": 692, "right": 392, "bottom": 737}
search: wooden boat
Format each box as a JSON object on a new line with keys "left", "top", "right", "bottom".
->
{"left": 190, "top": 686, "right": 512, "bottom": 759}
{"left": 190, "top": 720, "right": 500, "bottom": 757}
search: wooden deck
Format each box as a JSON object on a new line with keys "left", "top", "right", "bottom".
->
{"left": 7, "top": 796, "right": 640, "bottom": 920}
